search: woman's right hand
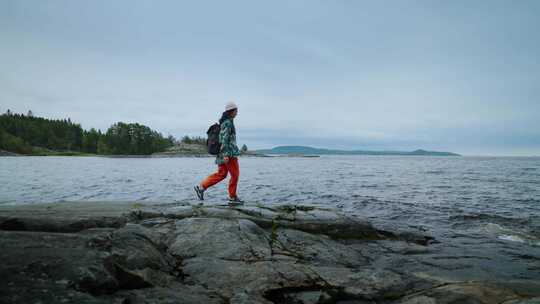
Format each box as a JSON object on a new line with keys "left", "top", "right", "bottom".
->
{"left": 223, "top": 156, "right": 230, "bottom": 164}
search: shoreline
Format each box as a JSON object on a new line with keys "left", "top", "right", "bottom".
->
{"left": 3, "top": 154, "right": 540, "bottom": 158}
{"left": 1, "top": 201, "right": 539, "bottom": 303}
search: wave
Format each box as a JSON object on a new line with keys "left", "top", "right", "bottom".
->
{"left": 449, "top": 213, "right": 530, "bottom": 225}
{"left": 498, "top": 234, "right": 526, "bottom": 243}
{"left": 513, "top": 198, "right": 540, "bottom": 204}
{"left": 425, "top": 170, "right": 445, "bottom": 174}
{"left": 463, "top": 222, "right": 540, "bottom": 247}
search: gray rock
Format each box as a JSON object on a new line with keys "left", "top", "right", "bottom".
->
{"left": 167, "top": 218, "right": 271, "bottom": 261}
{"left": 113, "top": 283, "right": 223, "bottom": 304}
{"left": 1, "top": 201, "right": 539, "bottom": 304}
{"left": 399, "top": 296, "right": 437, "bottom": 304}
{"left": 273, "top": 228, "right": 369, "bottom": 267}
{"left": 312, "top": 266, "right": 425, "bottom": 299}
{"left": 398, "top": 282, "right": 523, "bottom": 304}
{"left": 109, "top": 224, "right": 175, "bottom": 274}
{"left": 375, "top": 240, "right": 431, "bottom": 255}
{"left": 181, "top": 257, "right": 320, "bottom": 300}
{"left": 0, "top": 230, "right": 119, "bottom": 295}
{"left": 503, "top": 298, "right": 540, "bottom": 304}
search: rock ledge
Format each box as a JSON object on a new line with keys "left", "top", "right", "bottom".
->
{"left": 0, "top": 201, "right": 538, "bottom": 304}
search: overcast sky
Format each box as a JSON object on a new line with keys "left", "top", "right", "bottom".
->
{"left": 1, "top": 1, "right": 539, "bottom": 156}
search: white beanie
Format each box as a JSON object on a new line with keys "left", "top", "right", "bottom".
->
{"left": 225, "top": 101, "right": 238, "bottom": 112}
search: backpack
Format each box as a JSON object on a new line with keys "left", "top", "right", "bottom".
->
{"left": 206, "top": 123, "right": 221, "bottom": 155}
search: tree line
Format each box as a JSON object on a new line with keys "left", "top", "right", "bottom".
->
{"left": 0, "top": 111, "right": 175, "bottom": 155}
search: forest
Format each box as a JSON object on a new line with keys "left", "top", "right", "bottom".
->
{"left": 0, "top": 110, "right": 176, "bottom": 155}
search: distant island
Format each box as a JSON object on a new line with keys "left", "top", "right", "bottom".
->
{"left": 255, "top": 146, "right": 460, "bottom": 156}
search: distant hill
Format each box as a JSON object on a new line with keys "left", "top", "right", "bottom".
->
{"left": 255, "top": 146, "right": 460, "bottom": 156}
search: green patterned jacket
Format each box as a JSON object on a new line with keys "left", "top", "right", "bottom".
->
{"left": 216, "top": 118, "right": 240, "bottom": 164}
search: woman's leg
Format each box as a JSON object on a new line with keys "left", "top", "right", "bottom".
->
{"left": 226, "top": 157, "right": 239, "bottom": 198}
{"left": 201, "top": 164, "right": 228, "bottom": 189}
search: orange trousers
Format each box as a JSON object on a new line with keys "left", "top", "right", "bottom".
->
{"left": 201, "top": 157, "right": 239, "bottom": 198}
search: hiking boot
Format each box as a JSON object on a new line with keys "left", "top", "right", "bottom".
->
{"left": 228, "top": 196, "right": 244, "bottom": 206}
{"left": 194, "top": 185, "right": 205, "bottom": 201}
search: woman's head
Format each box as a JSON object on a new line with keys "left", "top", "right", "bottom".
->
{"left": 224, "top": 101, "right": 238, "bottom": 118}
{"left": 221, "top": 109, "right": 237, "bottom": 122}
{"left": 228, "top": 109, "right": 238, "bottom": 118}
{"left": 220, "top": 102, "right": 238, "bottom": 124}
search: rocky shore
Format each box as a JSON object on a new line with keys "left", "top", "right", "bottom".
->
{"left": 0, "top": 201, "right": 539, "bottom": 304}
{"left": 0, "top": 149, "right": 19, "bottom": 156}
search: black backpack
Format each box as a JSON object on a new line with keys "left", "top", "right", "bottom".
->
{"left": 206, "top": 123, "right": 221, "bottom": 155}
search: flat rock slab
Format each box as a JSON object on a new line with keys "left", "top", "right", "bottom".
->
{"left": 0, "top": 201, "right": 539, "bottom": 304}
{"left": 0, "top": 201, "right": 433, "bottom": 244}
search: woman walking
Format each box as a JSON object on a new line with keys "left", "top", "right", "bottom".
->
{"left": 194, "top": 102, "right": 244, "bottom": 205}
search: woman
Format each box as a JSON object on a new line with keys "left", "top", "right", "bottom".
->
{"left": 194, "top": 102, "right": 243, "bottom": 205}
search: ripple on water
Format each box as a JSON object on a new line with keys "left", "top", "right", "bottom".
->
{"left": 360, "top": 184, "right": 379, "bottom": 188}
{"left": 433, "top": 185, "right": 452, "bottom": 189}
{"left": 425, "top": 170, "right": 445, "bottom": 174}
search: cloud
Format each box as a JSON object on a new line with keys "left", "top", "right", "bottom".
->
{"left": 1, "top": 0, "right": 540, "bottom": 155}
